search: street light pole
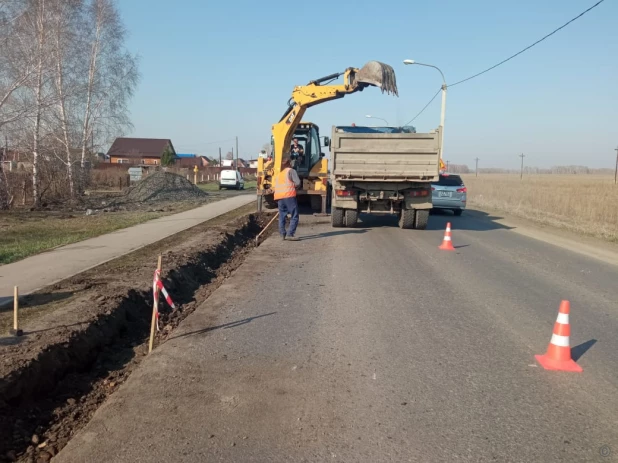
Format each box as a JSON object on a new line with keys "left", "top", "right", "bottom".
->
{"left": 365, "top": 115, "right": 389, "bottom": 126}
{"left": 235, "top": 136, "right": 239, "bottom": 172}
{"left": 403, "top": 59, "right": 447, "bottom": 166}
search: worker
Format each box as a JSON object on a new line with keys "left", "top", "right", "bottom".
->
{"left": 274, "top": 155, "right": 302, "bottom": 241}
{"left": 290, "top": 138, "right": 304, "bottom": 168}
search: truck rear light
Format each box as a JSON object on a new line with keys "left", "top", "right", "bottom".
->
{"left": 431, "top": 187, "right": 435, "bottom": 191}
{"left": 456, "top": 187, "right": 467, "bottom": 193}
{"left": 322, "top": 178, "right": 328, "bottom": 186}
{"left": 409, "top": 190, "right": 429, "bottom": 197}
{"left": 335, "top": 189, "right": 354, "bottom": 197}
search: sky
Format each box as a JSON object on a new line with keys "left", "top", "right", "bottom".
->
{"left": 117, "top": 0, "right": 617, "bottom": 169}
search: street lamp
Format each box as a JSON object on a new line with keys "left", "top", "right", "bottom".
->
{"left": 365, "top": 115, "right": 389, "bottom": 126}
{"left": 403, "top": 59, "right": 447, "bottom": 166}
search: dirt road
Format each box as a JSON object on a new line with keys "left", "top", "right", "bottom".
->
{"left": 54, "top": 210, "right": 618, "bottom": 462}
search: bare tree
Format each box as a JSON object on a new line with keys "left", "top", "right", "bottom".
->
{"left": 0, "top": 0, "right": 139, "bottom": 208}
{"left": 0, "top": 0, "right": 35, "bottom": 131}
{"left": 26, "top": 0, "right": 52, "bottom": 207}
{"left": 48, "top": 0, "right": 82, "bottom": 199}
{"left": 76, "top": 0, "right": 139, "bottom": 178}
{"left": 225, "top": 151, "right": 233, "bottom": 160}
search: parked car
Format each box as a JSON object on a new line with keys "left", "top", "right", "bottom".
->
{"left": 219, "top": 169, "right": 245, "bottom": 190}
{"left": 431, "top": 173, "right": 466, "bottom": 215}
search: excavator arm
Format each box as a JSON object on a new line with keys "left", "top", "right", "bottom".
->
{"left": 260, "top": 61, "right": 398, "bottom": 191}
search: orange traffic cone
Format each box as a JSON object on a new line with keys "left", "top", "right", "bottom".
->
{"left": 438, "top": 222, "right": 455, "bottom": 251}
{"left": 535, "top": 300, "right": 582, "bottom": 372}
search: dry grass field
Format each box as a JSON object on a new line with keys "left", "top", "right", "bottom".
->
{"left": 462, "top": 174, "right": 618, "bottom": 242}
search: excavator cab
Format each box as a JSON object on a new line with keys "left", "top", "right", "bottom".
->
{"left": 266, "top": 122, "right": 328, "bottom": 212}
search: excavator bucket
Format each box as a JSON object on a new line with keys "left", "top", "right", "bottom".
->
{"left": 355, "top": 61, "right": 398, "bottom": 96}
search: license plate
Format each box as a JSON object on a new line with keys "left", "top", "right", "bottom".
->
{"left": 438, "top": 191, "right": 452, "bottom": 197}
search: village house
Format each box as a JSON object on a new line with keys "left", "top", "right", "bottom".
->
{"left": 106, "top": 138, "right": 177, "bottom": 165}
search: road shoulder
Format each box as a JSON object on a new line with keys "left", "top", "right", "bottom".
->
{"left": 465, "top": 207, "right": 618, "bottom": 267}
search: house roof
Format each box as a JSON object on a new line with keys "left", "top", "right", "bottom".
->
{"left": 107, "top": 138, "right": 176, "bottom": 158}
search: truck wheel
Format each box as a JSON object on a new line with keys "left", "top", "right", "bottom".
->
{"left": 345, "top": 209, "right": 358, "bottom": 227}
{"left": 415, "top": 210, "right": 429, "bottom": 230}
{"left": 331, "top": 207, "right": 345, "bottom": 227}
{"left": 453, "top": 209, "right": 463, "bottom": 216}
{"left": 399, "top": 209, "right": 415, "bottom": 229}
{"left": 310, "top": 195, "right": 322, "bottom": 211}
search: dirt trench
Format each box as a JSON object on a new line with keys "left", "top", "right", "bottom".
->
{"left": 0, "top": 210, "right": 275, "bottom": 463}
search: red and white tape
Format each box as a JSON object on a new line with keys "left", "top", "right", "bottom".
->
{"left": 153, "top": 269, "right": 176, "bottom": 331}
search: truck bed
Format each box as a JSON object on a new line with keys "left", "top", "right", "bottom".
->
{"left": 330, "top": 126, "right": 440, "bottom": 182}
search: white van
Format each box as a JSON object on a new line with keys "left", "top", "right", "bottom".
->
{"left": 219, "top": 169, "right": 245, "bottom": 190}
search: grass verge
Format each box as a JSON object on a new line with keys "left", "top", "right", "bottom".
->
{"left": 463, "top": 174, "right": 618, "bottom": 243}
{"left": 0, "top": 211, "right": 167, "bottom": 264}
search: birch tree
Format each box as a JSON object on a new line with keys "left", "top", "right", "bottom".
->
{"left": 76, "top": 0, "right": 139, "bottom": 185}
{"left": 48, "top": 0, "right": 82, "bottom": 199}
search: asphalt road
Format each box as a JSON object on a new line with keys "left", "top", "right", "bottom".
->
{"left": 56, "top": 209, "right": 618, "bottom": 462}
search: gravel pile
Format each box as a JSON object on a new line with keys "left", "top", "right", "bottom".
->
{"left": 120, "top": 171, "right": 208, "bottom": 204}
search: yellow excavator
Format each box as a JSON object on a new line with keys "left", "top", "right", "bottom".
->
{"left": 256, "top": 61, "right": 399, "bottom": 213}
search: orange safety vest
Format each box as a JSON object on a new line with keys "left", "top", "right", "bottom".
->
{"left": 273, "top": 168, "right": 296, "bottom": 200}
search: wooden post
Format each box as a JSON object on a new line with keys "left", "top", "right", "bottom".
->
{"left": 13, "top": 286, "right": 18, "bottom": 330}
{"left": 148, "top": 255, "right": 162, "bottom": 353}
{"left": 10, "top": 286, "right": 23, "bottom": 336}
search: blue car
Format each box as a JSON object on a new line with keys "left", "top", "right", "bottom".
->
{"left": 431, "top": 173, "right": 467, "bottom": 216}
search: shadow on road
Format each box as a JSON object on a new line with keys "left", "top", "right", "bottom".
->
{"left": 427, "top": 209, "right": 516, "bottom": 232}
{"left": 299, "top": 229, "right": 368, "bottom": 241}
{"left": 571, "top": 339, "right": 597, "bottom": 361}
{"left": 170, "top": 312, "right": 277, "bottom": 340}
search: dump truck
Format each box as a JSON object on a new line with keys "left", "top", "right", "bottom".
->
{"left": 329, "top": 125, "right": 441, "bottom": 229}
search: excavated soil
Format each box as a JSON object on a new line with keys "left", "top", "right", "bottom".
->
{"left": 0, "top": 210, "right": 275, "bottom": 463}
{"left": 113, "top": 171, "right": 209, "bottom": 206}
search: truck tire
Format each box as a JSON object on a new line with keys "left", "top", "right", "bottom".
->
{"left": 415, "top": 210, "right": 429, "bottom": 230}
{"left": 453, "top": 209, "right": 463, "bottom": 216}
{"left": 399, "top": 209, "right": 415, "bottom": 229}
{"left": 345, "top": 209, "right": 358, "bottom": 227}
{"left": 331, "top": 207, "right": 345, "bottom": 227}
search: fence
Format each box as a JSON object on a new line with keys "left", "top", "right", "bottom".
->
{"left": 93, "top": 164, "right": 257, "bottom": 183}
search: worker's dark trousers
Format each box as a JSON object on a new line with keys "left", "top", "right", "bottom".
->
{"left": 277, "top": 197, "right": 299, "bottom": 237}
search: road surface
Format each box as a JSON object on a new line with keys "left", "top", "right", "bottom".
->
{"left": 0, "top": 194, "right": 255, "bottom": 307}
{"left": 55, "top": 210, "right": 618, "bottom": 462}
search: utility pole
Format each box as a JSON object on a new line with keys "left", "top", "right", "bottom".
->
{"left": 474, "top": 157, "right": 479, "bottom": 177}
{"left": 219, "top": 147, "right": 221, "bottom": 166}
{"left": 235, "top": 136, "right": 239, "bottom": 172}
{"left": 519, "top": 153, "right": 525, "bottom": 180}
{"left": 446, "top": 160, "right": 450, "bottom": 171}
{"left": 614, "top": 146, "right": 618, "bottom": 185}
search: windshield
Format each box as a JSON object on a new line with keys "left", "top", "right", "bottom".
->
{"left": 436, "top": 174, "right": 464, "bottom": 186}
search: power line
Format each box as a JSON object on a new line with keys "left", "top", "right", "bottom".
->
{"left": 402, "top": 1, "right": 605, "bottom": 127}
{"left": 402, "top": 88, "right": 441, "bottom": 126}
{"left": 449, "top": 0, "right": 606, "bottom": 87}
